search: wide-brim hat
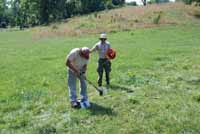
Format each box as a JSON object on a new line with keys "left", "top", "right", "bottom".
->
{"left": 100, "top": 33, "right": 107, "bottom": 39}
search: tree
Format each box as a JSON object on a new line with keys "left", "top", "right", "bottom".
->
{"left": 0, "top": 0, "right": 8, "bottom": 28}
{"left": 1, "top": 0, "right": 126, "bottom": 28}
{"left": 80, "top": 0, "right": 105, "bottom": 14}
{"left": 0, "top": 0, "right": 4, "bottom": 20}
{"left": 112, "top": 0, "right": 125, "bottom": 5}
{"left": 182, "top": 0, "right": 200, "bottom": 5}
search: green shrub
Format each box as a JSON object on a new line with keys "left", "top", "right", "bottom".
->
{"left": 127, "top": 2, "right": 137, "bottom": 6}
{"left": 94, "top": 12, "right": 98, "bottom": 18}
{"left": 182, "top": 0, "right": 193, "bottom": 4}
{"left": 153, "top": 12, "right": 162, "bottom": 24}
{"left": 51, "top": 25, "right": 58, "bottom": 30}
{"left": 182, "top": 0, "right": 200, "bottom": 5}
{"left": 193, "top": 9, "right": 200, "bottom": 18}
{"left": 149, "top": 0, "right": 156, "bottom": 4}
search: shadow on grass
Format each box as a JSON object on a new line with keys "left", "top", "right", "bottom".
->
{"left": 89, "top": 102, "right": 117, "bottom": 116}
{"left": 108, "top": 84, "right": 134, "bottom": 93}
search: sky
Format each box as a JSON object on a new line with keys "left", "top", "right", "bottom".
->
{"left": 126, "top": 0, "right": 142, "bottom": 2}
{"left": 125, "top": 0, "right": 176, "bottom": 5}
{"left": 125, "top": 0, "right": 146, "bottom": 5}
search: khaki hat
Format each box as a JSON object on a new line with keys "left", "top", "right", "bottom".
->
{"left": 100, "top": 33, "right": 107, "bottom": 39}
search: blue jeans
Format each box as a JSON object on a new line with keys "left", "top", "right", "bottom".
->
{"left": 68, "top": 69, "right": 88, "bottom": 102}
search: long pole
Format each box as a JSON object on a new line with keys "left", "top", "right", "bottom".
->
{"left": 85, "top": 78, "right": 103, "bottom": 96}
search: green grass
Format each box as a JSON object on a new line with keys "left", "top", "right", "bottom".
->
{"left": 0, "top": 24, "right": 200, "bottom": 134}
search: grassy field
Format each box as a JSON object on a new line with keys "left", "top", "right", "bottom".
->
{"left": 1, "top": 2, "right": 200, "bottom": 133}
{"left": 0, "top": 23, "right": 200, "bottom": 133}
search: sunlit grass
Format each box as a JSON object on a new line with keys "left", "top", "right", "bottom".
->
{"left": 0, "top": 24, "right": 200, "bottom": 133}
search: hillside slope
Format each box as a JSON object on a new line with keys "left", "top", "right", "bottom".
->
{"left": 32, "top": 2, "right": 200, "bottom": 40}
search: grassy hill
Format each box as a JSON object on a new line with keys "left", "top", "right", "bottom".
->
{"left": 0, "top": 2, "right": 200, "bottom": 134}
{"left": 32, "top": 2, "right": 200, "bottom": 40}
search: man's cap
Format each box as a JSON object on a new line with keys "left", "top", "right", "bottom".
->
{"left": 80, "top": 47, "right": 90, "bottom": 59}
{"left": 100, "top": 33, "right": 107, "bottom": 39}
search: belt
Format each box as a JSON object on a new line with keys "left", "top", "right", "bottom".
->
{"left": 99, "top": 58, "right": 107, "bottom": 60}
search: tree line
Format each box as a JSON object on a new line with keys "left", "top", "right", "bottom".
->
{"left": 0, "top": 0, "right": 125, "bottom": 28}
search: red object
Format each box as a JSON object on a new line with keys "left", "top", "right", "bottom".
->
{"left": 106, "top": 48, "right": 116, "bottom": 60}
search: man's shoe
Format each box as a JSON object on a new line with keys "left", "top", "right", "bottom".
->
{"left": 71, "top": 101, "right": 81, "bottom": 109}
{"left": 79, "top": 100, "right": 91, "bottom": 108}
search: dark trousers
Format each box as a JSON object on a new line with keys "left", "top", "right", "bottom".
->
{"left": 97, "top": 58, "right": 111, "bottom": 86}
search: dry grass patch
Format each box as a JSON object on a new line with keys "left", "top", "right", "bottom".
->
{"left": 32, "top": 2, "right": 200, "bottom": 40}
{"left": 189, "top": 8, "right": 200, "bottom": 18}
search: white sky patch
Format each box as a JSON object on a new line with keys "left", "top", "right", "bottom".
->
{"left": 125, "top": 0, "right": 176, "bottom": 5}
{"left": 126, "top": 0, "right": 150, "bottom": 5}
{"left": 6, "top": 0, "right": 12, "bottom": 8}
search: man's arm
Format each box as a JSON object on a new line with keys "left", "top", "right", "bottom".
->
{"left": 80, "top": 64, "right": 87, "bottom": 79}
{"left": 81, "top": 64, "right": 87, "bottom": 73}
{"left": 66, "top": 59, "right": 80, "bottom": 75}
{"left": 108, "top": 43, "right": 111, "bottom": 49}
{"left": 90, "top": 44, "right": 97, "bottom": 53}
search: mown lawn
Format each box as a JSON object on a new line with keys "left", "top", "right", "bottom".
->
{"left": 0, "top": 24, "right": 200, "bottom": 134}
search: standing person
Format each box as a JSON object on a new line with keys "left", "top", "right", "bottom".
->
{"left": 90, "top": 33, "right": 112, "bottom": 87}
{"left": 66, "top": 47, "right": 90, "bottom": 109}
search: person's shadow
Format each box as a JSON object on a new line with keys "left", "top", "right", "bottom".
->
{"left": 108, "top": 84, "right": 134, "bottom": 93}
{"left": 88, "top": 102, "right": 117, "bottom": 116}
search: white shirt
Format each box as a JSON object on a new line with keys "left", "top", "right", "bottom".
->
{"left": 91, "top": 41, "right": 110, "bottom": 59}
{"left": 67, "top": 48, "right": 88, "bottom": 71}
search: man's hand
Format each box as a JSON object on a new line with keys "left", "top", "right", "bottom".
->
{"left": 81, "top": 65, "right": 87, "bottom": 73}
{"left": 74, "top": 70, "right": 81, "bottom": 78}
{"left": 79, "top": 72, "right": 86, "bottom": 80}
{"left": 66, "top": 59, "right": 81, "bottom": 78}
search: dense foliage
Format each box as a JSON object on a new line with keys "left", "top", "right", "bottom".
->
{"left": 182, "top": 0, "right": 200, "bottom": 5}
{"left": 0, "top": 0, "right": 125, "bottom": 28}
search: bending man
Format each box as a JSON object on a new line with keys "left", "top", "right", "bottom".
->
{"left": 66, "top": 47, "right": 90, "bottom": 108}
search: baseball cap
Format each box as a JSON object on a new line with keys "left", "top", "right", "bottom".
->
{"left": 80, "top": 47, "right": 90, "bottom": 59}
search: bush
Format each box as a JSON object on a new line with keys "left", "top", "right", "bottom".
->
{"left": 127, "top": 2, "right": 137, "bottom": 6}
{"left": 193, "top": 9, "right": 200, "bottom": 18}
{"left": 0, "top": 22, "right": 7, "bottom": 28}
{"left": 51, "top": 25, "right": 58, "bottom": 30}
{"left": 148, "top": 0, "right": 156, "bottom": 4}
{"left": 106, "top": 1, "right": 115, "bottom": 9}
{"left": 182, "top": 0, "right": 193, "bottom": 4}
{"left": 182, "top": 0, "right": 200, "bottom": 5}
{"left": 153, "top": 12, "right": 162, "bottom": 24}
